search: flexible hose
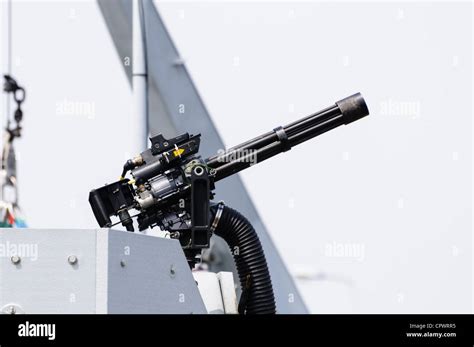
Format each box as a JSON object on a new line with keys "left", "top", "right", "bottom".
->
{"left": 210, "top": 204, "right": 276, "bottom": 314}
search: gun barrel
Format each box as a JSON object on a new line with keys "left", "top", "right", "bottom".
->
{"left": 206, "top": 93, "right": 369, "bottom": 182}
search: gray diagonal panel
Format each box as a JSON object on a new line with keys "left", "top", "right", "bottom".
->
{"left": 97, "top": 0, "right": 307, "bottom": 313}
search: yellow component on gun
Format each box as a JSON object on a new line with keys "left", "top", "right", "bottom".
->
{"left": 173, "top": 148, "right": 185, "bottom": 157}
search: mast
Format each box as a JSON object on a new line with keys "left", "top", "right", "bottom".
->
{"left": 132, "top": 0, "right": 149, "bottom": 152}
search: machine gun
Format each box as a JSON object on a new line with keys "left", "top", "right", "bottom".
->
{"left": 89, "top": 93, "right": 369, "bottom": 314}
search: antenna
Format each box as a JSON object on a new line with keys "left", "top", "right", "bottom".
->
{"left": 132, "top": 0, "right": 149, "bottom": 152}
